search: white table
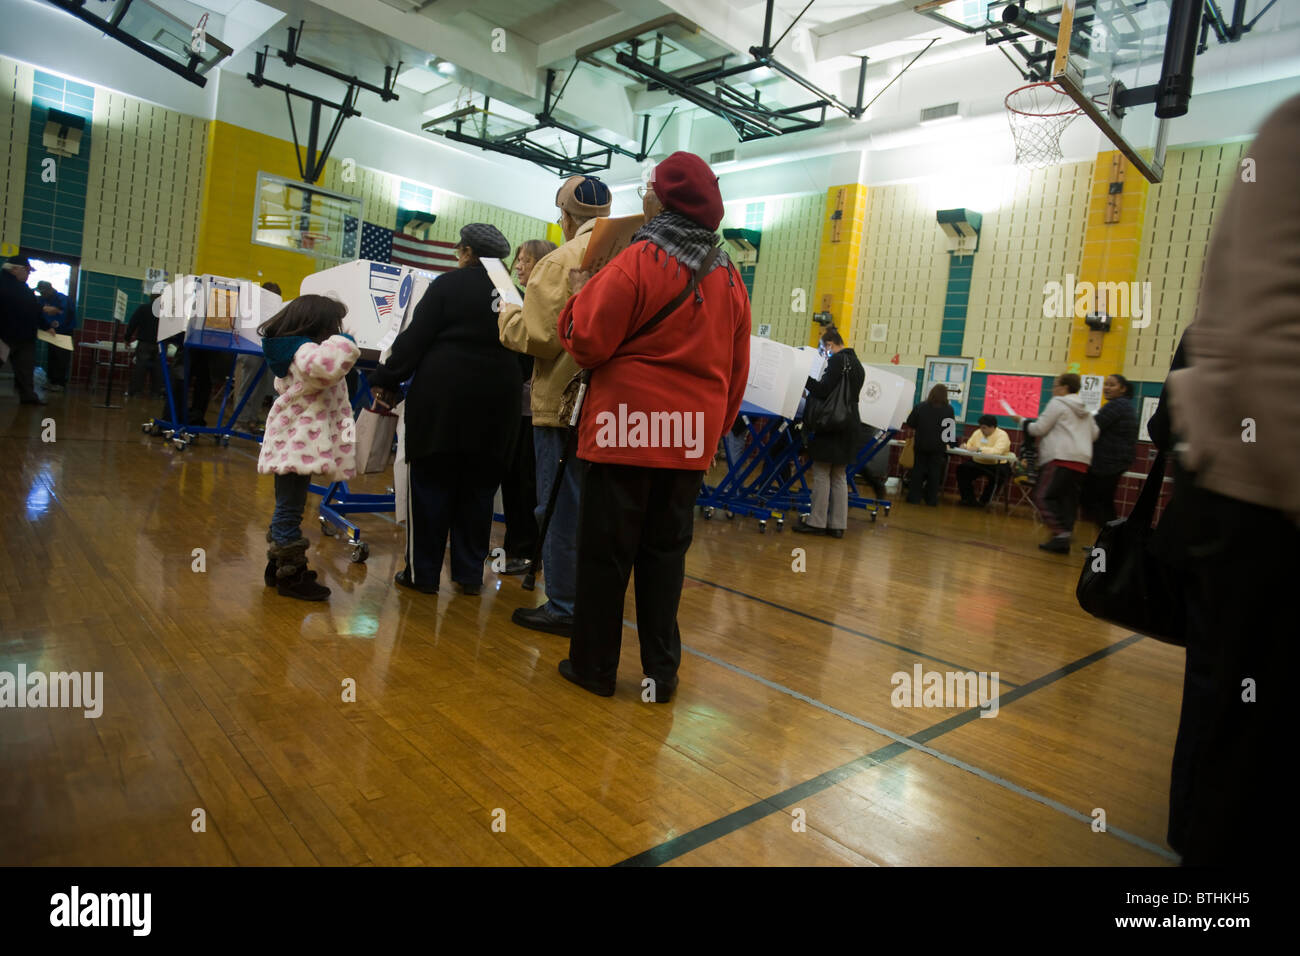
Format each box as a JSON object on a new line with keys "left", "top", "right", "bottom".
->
{"left": 78, "top": 340, "right": 137, "bottom": 394}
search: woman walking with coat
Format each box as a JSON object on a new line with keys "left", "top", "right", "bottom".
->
{"left": 1080, "top": 373, "right": 1138, "bottom": 525}
{"left": 793, "top": 328, "right": 864, "bottom": 537}
{"left": 369, "top": 223, "right": 521, "bottom": 596}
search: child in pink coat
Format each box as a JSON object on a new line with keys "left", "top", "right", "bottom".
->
{"left": 257, "top": 295, "right": 360, "bottom": 600}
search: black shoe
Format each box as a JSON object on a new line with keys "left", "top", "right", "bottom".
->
{"left": 394, "top": 569, "right": 438, "bottom": 594}
{"left": 791, "top": 518, "right": 824, "bottom": 535}
{"left": 978, "top": 499, "right": 993, "bottom": 508}
{"left": 1039, "top": 536, "right": 1071, "bottom": 554}
{"left": 512, "top": 604, "right": 574, "bottom": 636}
{"left": 643, "top": 675, "right": 678, "bottom": 703}
{"left": 500, "top": 558, "right": 532, "bottom": 576}
{"left": 456, "top": 580, "right": 482, "bottom": 596}
{"left": 826, "top": 528, "right": 845, "bottom": 539}
{"left": 558, "top": 659, "right": 615, "bottom": 697}
{"left": 958, "top": 499, "right": 979, "bottom": 507}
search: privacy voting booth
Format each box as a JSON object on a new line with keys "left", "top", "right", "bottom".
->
{"left": 145, "top": 274, "right": 283, "bottom": 449}
{"left": 699, "top": 336, "right": 899, "bottom": 531}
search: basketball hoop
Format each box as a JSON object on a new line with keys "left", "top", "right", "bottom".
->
{"left": 1005, "top": 81, "right": 1084, "bottom": 169}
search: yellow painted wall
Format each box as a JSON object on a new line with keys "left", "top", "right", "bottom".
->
{"left": 193, "top": 120, "right": 319, "bottom": 295}
{"left": 1069, "top": 150, "right": 1152, "bottom": 374}
{"left": 813, "top": 183, "right": 867, "bottom": 345}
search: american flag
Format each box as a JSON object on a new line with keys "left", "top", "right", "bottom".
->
{"left": 375, "top": 294, "right": 395, "bottom": 316}
{"left": 391, "top": 232, "right": 458, "bottom": 271}
{"left": 358, "top": 221, "right": 393, "bottom": 263}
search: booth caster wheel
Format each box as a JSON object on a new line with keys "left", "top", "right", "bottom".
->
{"left": 162, "top": 429, "right": 174, "bottom": 440}
{"left": 758, "top": 520, "right": 768, "bottom": 534}
{"left": 172, "top": 439, "right": 187, "bottom": 451}
{"left": 349, "top": 541, "right": 369, "bottom": 564}
{"left": 219, "top": 435, "right": 230, "bottom": 447}
{"left": 702, "top": 507, "right": 714, "bottom": 520}
{"left": 870, "top": 509, "right": 879, "bottom": 522}
{"left": 884, "top": 505, "right": 892, "bottom": 517}
{"left": 141, "top": 422, "right": 161, "bottom": 436}
{"left": 776, "top": 517, "right": 785, "bottom": 531}
{"left": 725, "top": 511, "right": 734, "bottom": 520}
{"left": 319, "top": 516, "right": 337, "bottom": 537}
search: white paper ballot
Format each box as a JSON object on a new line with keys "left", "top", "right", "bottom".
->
{"left": 481, "top": 258, "right": 523, "bottom": 309}
{"left": 1000, "top": 399, "right": 1017, "bottom": 418}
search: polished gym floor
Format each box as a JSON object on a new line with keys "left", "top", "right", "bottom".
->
{"left": 0, "top": 389, "right": 1182, "bottom": 866}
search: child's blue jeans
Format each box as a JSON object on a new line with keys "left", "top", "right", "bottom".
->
{"left": 271, "top": 473, "right": 312, "bottom": 545}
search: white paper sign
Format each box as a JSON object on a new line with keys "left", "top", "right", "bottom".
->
{"left": 482, "top": 258, "right": 523, "bottom": 309}
{"left": 113, "top": 290, "right": 128, "bottom": 321}
{"left": 1139, "top": 395, "right": 1159, "bottom": 443}
{"left": 1080, "top": 373, "right": 1105, "bottom": 411}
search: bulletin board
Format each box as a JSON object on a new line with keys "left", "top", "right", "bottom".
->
{"left": 983, "top": 373, "right": 1044, "bottom": 419}
{"left": 921, "top": 355, "right": 973, "bottom": 420}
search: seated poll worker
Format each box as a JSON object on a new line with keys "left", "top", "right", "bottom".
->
{"left": 555, "top": 150, "right": 751, "bottom": 702}
{"left": 956, "top": 414, "right": 1012, "bottom": 507}
{"left": 369, "top": 223, "right": 521, "bottom": 596}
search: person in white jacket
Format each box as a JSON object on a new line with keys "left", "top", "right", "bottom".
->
{"left": 1022, "top": 373, "right": 1099, "bottom": 553}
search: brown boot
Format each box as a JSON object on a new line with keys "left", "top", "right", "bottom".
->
{"left": 270, "top": 537, "right": 330, "bottom": 601}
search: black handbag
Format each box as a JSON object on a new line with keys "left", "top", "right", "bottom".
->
{"left": 805, "top": 364, "right": 857, "bottom": 432}
{"left": 1076, "top": 452, "right": 1186, "bottom": 645}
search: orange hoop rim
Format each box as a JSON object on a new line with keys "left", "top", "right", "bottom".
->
{"left": 1004, "top": 80, "right": 1085, "bottom": 118}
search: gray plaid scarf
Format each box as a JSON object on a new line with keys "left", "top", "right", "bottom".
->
{"left": 631, "top": 210, "right": 732, "bottom": 281}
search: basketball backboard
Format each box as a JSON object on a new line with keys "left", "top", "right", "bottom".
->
{"left": 1053, "top": 0, "right": 1174, "bottom": 182}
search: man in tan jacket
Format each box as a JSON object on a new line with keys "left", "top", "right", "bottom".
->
{"left": 498, "top": 174, "right": 611, "bottom": 636}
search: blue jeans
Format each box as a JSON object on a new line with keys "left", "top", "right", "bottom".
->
{"left": 270, "top": 473, "right": 311, "bottom": 545}
{"left": 533, "top": 426, "right": 584, "bottom": 617}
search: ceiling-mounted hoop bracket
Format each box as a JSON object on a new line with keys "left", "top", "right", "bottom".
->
{"left": 247, "top": 20, "right": 402, "bottom": 184}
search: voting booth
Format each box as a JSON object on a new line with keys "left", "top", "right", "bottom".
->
{"left": 299, "top": 260, "right": 434, "bottom": 351}
{"left": 154, "top": 274, "right": 283, "bottom": 349}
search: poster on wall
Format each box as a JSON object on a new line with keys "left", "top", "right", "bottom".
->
{"left": 983, "top": 373, "right": 1044, "bottom": 419}
{"left": 1080, "top": 373, "right": 1105, "bottom": 412}
{"left": 1139, "top": 395, "right": 1160, "bottom": 443}
{"left": 921, "top": 355, "right": 973, "bottom": 420}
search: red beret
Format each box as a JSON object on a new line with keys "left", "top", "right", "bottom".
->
{"left": 651, "top": 151, "right": 724, "bottom": 231}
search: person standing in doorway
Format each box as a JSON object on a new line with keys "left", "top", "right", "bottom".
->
{"left": 35, "top": 280, "right": 75, "bottom": 391}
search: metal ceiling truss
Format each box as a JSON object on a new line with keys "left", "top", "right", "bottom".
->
{"left": 422, "top": 69, "right": 672, "bottom": 177}
{"left": 247, "top": 20, "right": 403, "bottom": 184}
{"left": 42, "top": 0, "right": 233, "bottom": 87}
{"left": 609, "top": 0, "right": 869, "bottom": 142}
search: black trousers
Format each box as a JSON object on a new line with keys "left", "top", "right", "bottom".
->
{"left": 404, "top": 454, "right": 496, "bottom": 589}
{"left": 501, "top": 414, "right": 538, "bottom": 560}
{"left": 570, "top": 462, "right": 704, "bottom": 690}
{"left": 907, "top": 449, "right": 947, "bottom": 505}
{"left": 1167, "top": 477, "right": 1292, "bottom": 864}
{"left": 130, "top": 343, "right": 162, "bottom": 396}
{"left": 4, "top": 340, "right": 37, "bottom": 399}
{"left": 1079, "top": 470, "right": 1122, "bottom": 525}
{"left": 956, "top": 460, "right": 1006, "bottom": 504}
{"left": 45, "top": 343, "right": 70, "bottom": 386}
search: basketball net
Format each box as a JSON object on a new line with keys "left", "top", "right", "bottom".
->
{"left": 1005, "top": 81, "right": 1084, "bottom": 169}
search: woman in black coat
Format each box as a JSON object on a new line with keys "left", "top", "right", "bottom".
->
{"left": 1080, "top": 373, "right": 1138, "bottom": 525}
{"left": 793, "top": 329, "right": 864, "bottom": 538}
{"left": 904, "top": 383, "right": 957, "bottom": 506}
{"left": 369, "top": 223, "right": 521, "bottom": 596}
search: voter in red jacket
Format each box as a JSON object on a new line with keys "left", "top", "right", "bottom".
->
{"left": 556, "top": 150, "right": 751, "bottom": 702}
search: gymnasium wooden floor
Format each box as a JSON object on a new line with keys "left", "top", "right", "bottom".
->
{"left": 0, "top": 387, "right": 1184, "bottom": 866}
